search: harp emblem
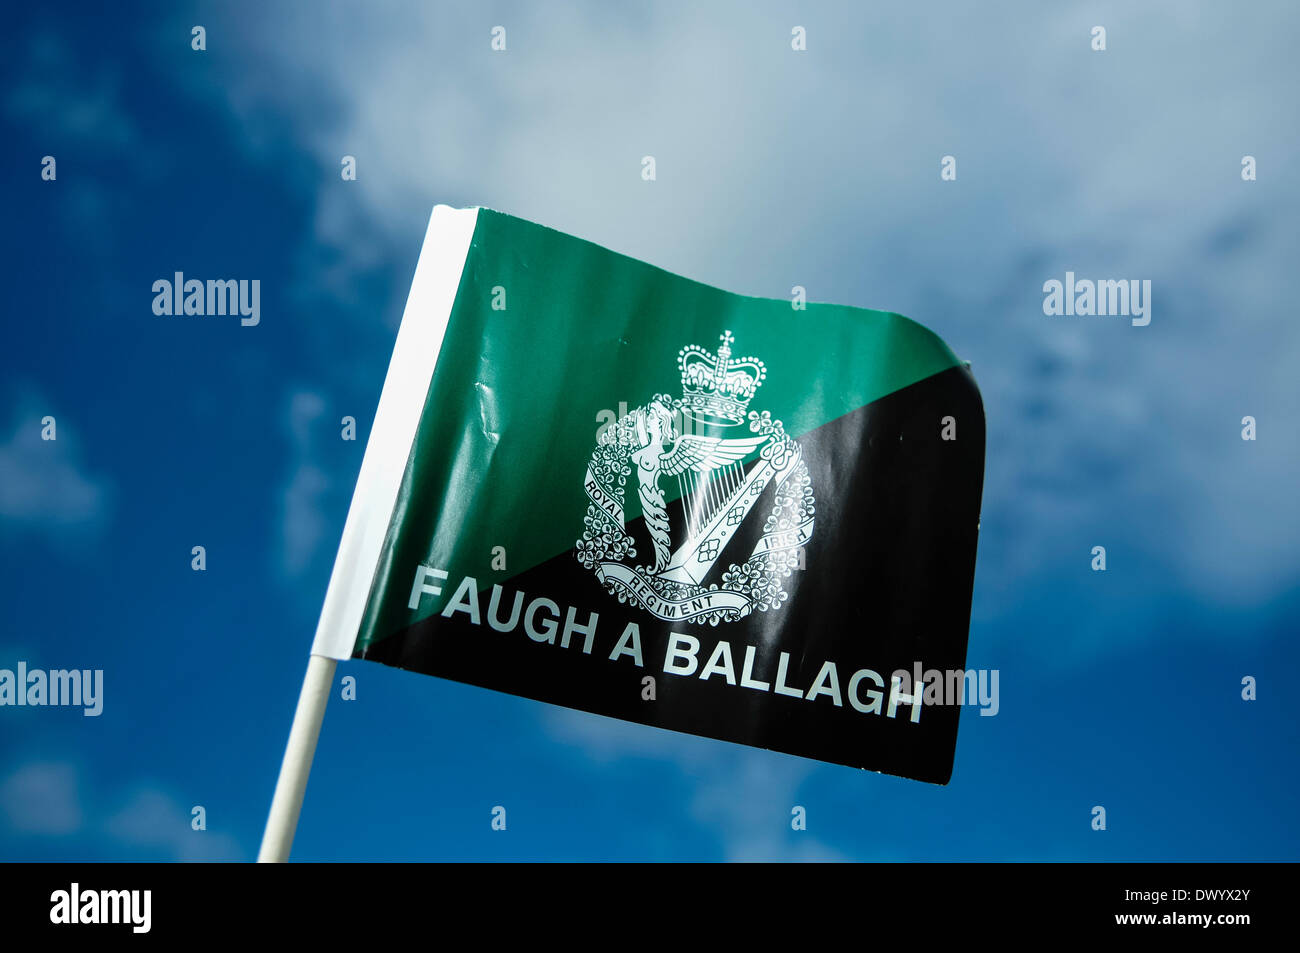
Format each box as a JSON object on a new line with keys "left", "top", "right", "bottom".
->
{"left": 578, "top": 332, "right": 816, "bottom": 625}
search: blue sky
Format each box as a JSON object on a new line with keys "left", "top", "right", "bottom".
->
{"left": 1, "top": 1, "right": 1297, "bottom": 861}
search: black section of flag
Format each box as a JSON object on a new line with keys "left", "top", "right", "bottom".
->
{"left": 358, "top": 365, "right": 985, "bottom": 783}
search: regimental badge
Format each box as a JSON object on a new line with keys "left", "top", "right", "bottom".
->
{"left": 578, "top": 331, "right": 816, "bottom": 625}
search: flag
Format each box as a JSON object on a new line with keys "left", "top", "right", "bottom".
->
{"left": 312, "top": 205, "right": 985, "bottom": 784}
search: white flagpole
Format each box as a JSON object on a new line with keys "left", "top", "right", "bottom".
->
{"left": 257, "top": 654, "right": 336, "bottom": 862}
{"left": 255, "top": 206, "right": 479, "bottom": 863}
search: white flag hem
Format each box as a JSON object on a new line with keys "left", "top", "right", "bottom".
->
{"left": 309, "top": 205, "right": 479, "bottom": 660}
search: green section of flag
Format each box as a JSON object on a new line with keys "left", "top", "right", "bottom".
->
{"left": 353, "top": 208, "right": 962, "bottom": 654}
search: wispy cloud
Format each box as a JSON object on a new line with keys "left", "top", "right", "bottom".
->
{"left": 0, "top": 395, "right": 111, "bottom": 536}
{"left": 545, "top": 707, "right": 847, "bottom": 860}
{"left": 4, "top": 32, "right": 141, "bottom": 150}
{"left": 277, "top": 390, "right": 333, "bottom": 579}
{"left": 0, "top": 760, "right": 242, "bottom": 861}
{"left": 104, "top": 786, "right": 242, "bottom": 862}
{"left": 0, "top": 761, "right": 82, "bottom": 836}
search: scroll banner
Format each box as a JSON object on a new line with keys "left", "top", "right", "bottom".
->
{"left": 583, "top": 466, "right": 624, "bottom": 525}
{"left": 753, "top": 517, "right": 816, "bottom": 557}
{"left": 595, "top": 562, "right": 753, "bottom": 621}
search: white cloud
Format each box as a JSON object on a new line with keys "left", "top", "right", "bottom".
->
{"left": 545, "top": 707, "right": 849, "bottom": 860}
{"left": 0, "top": 760, "right": 242, "bottom": 860}
{"left": 277, "top": 390, "right": 332, "bottom": 578}
{"left": 103, "top": 787, "right": 242, "bottom": 862}
{"left": 687, "top": 751, "right": 850, "bottom": 862}
{"left": 0, "top": 397, "right": 111, "bottom": 535}
{"left": 4, "top": 32, "right": 140, "bottom": 150}
{"left": 0, "top": 761, "right": 82, "bottom": 836}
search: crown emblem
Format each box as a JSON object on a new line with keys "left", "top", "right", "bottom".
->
{"left": 677, "top": 331, "right": 766, "bottom": 425}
